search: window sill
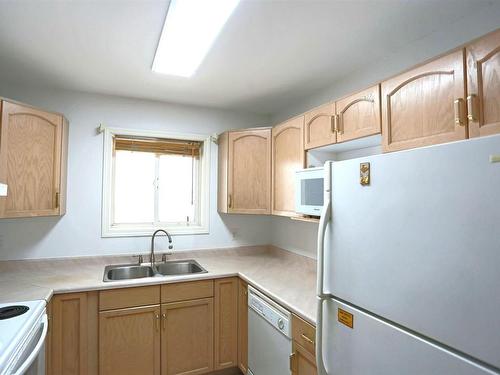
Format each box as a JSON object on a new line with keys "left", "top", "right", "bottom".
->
{"left": 102, "top": 224, "right": 209, "bottom": 238}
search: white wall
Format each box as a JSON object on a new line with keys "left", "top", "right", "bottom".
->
{"left": 0, "top": 84, "right": 271, "bottom": 260}
{"left": 272, "top": 2, "right": 500, "bottom": 124}
{"left": 269, "top": 2, "right": 500, "bottom": 258}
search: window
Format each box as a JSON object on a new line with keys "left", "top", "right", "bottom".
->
{"left": 102, "top": 127, "right": 210, "bottom": 237}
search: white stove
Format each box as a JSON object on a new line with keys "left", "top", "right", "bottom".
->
{"left": 0, "top": 300, "right": 47, "bottom": 375}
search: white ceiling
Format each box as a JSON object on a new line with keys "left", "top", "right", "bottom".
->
{"left": 0, "top": 0, "right": 494, "bottom": 115}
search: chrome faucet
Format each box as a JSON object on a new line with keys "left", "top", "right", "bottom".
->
{"left": 150, "top": 229, "right": 173, "bottom": 268}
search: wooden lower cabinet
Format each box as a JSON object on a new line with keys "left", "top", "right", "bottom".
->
{"left": 99, "top": 305, "right": 161, "bottom": 375}
{"left": 50, "top": 292, "right": 98, "bottom": 375}
{"left": 290, "top": 342, "right": 317, "bottom": 375}
{"left": 48, "top": 279, "right": 242, "bottom": 375}
{"left": 291, "top": 314, "right": 317, "bottom": 375}
{"left": 214, "top": 278, "right": 239, "bottom": 370}
{"left": 161, "top": 298, "right": 214, "bottom": 375}
{"left": 237, "top": 280, "right": 248, "bottom": 374}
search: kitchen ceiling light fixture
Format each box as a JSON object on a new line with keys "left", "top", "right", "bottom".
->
{"left": 152, "top": 0, "right": 241, "bottom": 78}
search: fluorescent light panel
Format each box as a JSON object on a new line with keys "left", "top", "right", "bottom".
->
{"left": 152, "top": 0, "right": 240, "bottom": 77}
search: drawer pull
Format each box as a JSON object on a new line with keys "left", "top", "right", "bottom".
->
{"left": 301, "top": 333, "right": 315, "bottom": 345}
{"left": 289, "top": 352, "right": 297, "bottom": 372}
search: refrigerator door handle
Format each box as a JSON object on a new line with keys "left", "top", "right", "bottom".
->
{"left": 316, "top": 297, "right": 328, "bottom": 375}
{"left": 316, "top": 162, "right": 332, "bottom": 297}
{"left": 316, "top": 161, "right": 332, "bottom": 375}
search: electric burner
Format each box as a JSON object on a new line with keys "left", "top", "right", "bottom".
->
{"left": 0, "top": 305, "right": 29, "bottom": 320}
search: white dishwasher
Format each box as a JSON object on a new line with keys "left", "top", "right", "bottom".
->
{"left": 247, "top": 286, "right": 292, "bottom": 375}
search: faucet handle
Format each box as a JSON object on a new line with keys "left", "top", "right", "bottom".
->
{"left": 133, "top": 254, "right": 144, "bottom": 264}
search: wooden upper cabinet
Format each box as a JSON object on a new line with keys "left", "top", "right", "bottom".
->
{"left": 214, "top": 277, "right": 238, "bottom": 371}
{"left": 0, "top": 100, "right": 68, "bottom": 218}
{"left": 466, "top": 28, "right": 500, "bottom": 138}
{"left": 228, "top": 128, "right": 271, "bottom": 214}
{"left": 381, "top": 50, "right": 467, "bottom": 152}
{"left": 336, "top": 85, "right": 381, "bottom": 143}
{"left": 161, "top": 298, "right": 214, "bottom": 375}
{"left": 218, "top": 128, "right": 271, "bottom": 214}
{"left": 304, "top": 102, "right": 336, "bottom": 150}
{"left": 272, "top": 116, "right": 305, "bottom": 217}
{"left": 99, "top": 305, "right": 161, "bottom": 375}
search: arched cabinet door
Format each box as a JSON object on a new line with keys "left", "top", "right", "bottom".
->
{"left": 0, "top": 100, "right": 68, "bottom": 217}
{"left": 272, "top": 116, "right": 305, "bottom": 217}
{"left": 467, "top": 28, "right": 500, "bottom": 138}
{"left": 304, "top": 102, "right": 336, "bottom": 150}
{"left": 227, "top": 128, "right": 271, "bottom": 214}
{"left": 336, "top": 85, "right": 381, "bottom": 143}
{"left": 381, "top": 50, "right": 467, "bottom": 152}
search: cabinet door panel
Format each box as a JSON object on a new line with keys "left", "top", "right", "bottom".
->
{"left": 336, "top": 85, "right": 381, "bottom": 143}
{"left": 0, "top": 101, "right": 65, "bottom": 217}
{"left": 382, "top": 50, "right": 466, "bottom": 152}
{"left": 99, "top": 305, "right": 161, "bottom": 375}
{"left": 304, "top": 102, "right": 336, "bottom": 149}
{"left": 214, "top": 278, "right": 238, "bottom": 370}
{"left": 272, "top": 117, "right": 305, "bottom": 216}
{"left": 51, "top": 293, "right": 93, "bottom": 375}
{"left": 467, "top": 29, "right": 500, "bottom": 137}
{"left": 162, "top": 298, "right": 214, "bottom": 375}
{"left": 228, "top": 129, "right": 271, "bottom": 214}
{"left": 291, "top": 342, "right": 317, "bottom": 375}
{"left": 237, "top": 280, "right": 248, "bottom": 374}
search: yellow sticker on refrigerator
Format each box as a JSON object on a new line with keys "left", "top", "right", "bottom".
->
{"left": 338, "top": 308, "right": 354, "bottom": 329}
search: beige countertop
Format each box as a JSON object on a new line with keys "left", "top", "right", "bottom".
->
{"left": 0, "top": 246, "right": 318, "bottom": 325}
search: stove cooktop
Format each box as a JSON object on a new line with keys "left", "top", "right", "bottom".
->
{"left": 0, "top": 300, "right": 45, "bottom": 373}
{"left": 0, "top": 305, "right": 29, "bottom": 320}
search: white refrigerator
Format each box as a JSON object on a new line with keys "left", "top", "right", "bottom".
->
{"left": 316, "top": 135, "right": 500, "bottom": 375}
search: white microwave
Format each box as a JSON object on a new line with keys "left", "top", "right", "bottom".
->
{"left": 295, "top": 167, "right": 324, "bottom": 216}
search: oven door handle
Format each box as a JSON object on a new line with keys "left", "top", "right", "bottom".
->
{"left": 13, "top": 314, "right": 48, "bottom": 375}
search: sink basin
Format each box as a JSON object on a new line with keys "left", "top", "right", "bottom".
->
{"left": 156, "top": 259, "right": 208, "bottom": 276}
{"left": 103, "top": 259, "right": 207, "bottom": 281}
{"left": 103, "top": 264, "right": 155, "bottom": 281}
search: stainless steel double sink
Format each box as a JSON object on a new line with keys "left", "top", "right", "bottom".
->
{"left": 103, "top": 259, "right": 207, "bottom": 282}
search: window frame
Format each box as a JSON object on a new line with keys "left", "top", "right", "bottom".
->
{"left": 101, "top": 126, "right": 211, "bottom": 237}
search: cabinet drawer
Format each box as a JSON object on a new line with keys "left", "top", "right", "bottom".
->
{"left": 99, "top": 285, "right": 160, "bottom": 311}
{"left": 161, "top": 279, "right": 214, "bottom": 303}
{"left": 292, "top": 314, "right": 316, "bottom": 356}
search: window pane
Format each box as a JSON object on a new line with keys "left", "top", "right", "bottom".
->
{"left": 158, "top": 154, "right": 196, "bottom": 223}
{"left": 114, "top": 150, "right": 155, "bottom": 223}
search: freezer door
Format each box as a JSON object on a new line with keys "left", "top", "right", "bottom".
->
{"left": 323, "top": 299, "right": 498, "bottom": 375}
{"left": 324, "top": 135, "right": 500, "bottom": 369}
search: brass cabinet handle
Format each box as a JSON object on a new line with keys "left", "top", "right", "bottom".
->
{"left": 228, "top": 194, "right": 232, "bottom": 208}
{"left": 154, "top": 314, "right": 160, "bottom": 331}
{"left": 55, "top": 192, "right": 60, "bottom": 209}
{"left": 301, "top": 333, "right": 315, "bottom": 345}
{"left": 289, "top": 352, "right": 297, "bottom": 372}
{"left": 454, "top": 98, "right": 465, "bottom": 127}
{"left": 333, "top": 114, "right": 339, "bottom": 133}
{"left": 467, "top": 94, "right": 478, "bottom": 121}
{"left": 337, "top": 113, "right": 344, "bottom": 135}
{"left": 162, "top": 313, "right": 167, "bottom": 330}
